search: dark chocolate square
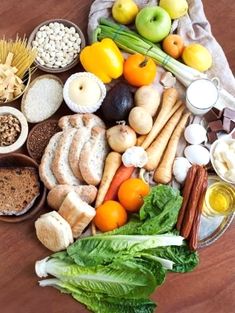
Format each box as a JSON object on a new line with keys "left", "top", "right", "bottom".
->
{"left": 204, "top": 110, "right": 219, "bottom": 123}
{"left": 212, "top": 107, "right": 223, "bottom": 119}
{"left": 207, "top": 131, "right": 218, "bottom": 143}
{"left": 208, "top": 120, "right": 224, "bottom": 132}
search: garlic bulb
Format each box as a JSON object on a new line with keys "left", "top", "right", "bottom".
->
{"left": 122, "top": 146, "right": 148, "bottom": 168}
{"left": 173, "top": 157, "right": 191, "bottom": 184}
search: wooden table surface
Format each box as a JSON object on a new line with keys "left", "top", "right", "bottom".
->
{"left": 0, "top": 1, "right": 235, "bottom": 313}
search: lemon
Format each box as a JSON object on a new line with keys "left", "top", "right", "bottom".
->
{"left": 182, "top": 44, "right": 213, "bottom": 72}
{"left": 112, "top": 0, "right": 139, "bottom": 25}
{"left": 159, "top": 0, "right": 188, "bottom": 19}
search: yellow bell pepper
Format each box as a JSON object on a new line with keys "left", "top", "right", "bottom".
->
{"left": 80, "top": 38, "right": 124, "bottom": 83}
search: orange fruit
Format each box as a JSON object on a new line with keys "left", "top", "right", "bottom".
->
{"left": 162, "top": 34, "right": 184, "bottom": 59}
{"left": 94, "top": 200, "right": 127, "bottom": 232}
{"left": 118, "top": 178, "right": 150, "bottom": 212}
{"left": 123, "top": 53, "right": 157, "bottom": 87}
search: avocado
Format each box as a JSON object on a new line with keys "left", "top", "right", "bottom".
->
{"left": 101, "top": 82, "right": 134, "bottom": 123}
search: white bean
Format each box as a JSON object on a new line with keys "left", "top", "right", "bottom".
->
{"left": 70, "top": 35, "right": 76, "bottom": 42}
{"left": 69, "top": 27, "right": 76, "bottom": 34}
{"left": 73, "top": 43, "right": 79, "bottom": 50}
{"left": 76, "top": 38, "right": 81, "bottom": 44}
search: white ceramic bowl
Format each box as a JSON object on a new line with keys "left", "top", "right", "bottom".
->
{"left": 210, "top": 136, "right": 235, "bottom": 185}
{"left": 0, "top": 106, "right": 28, "bottom": 154}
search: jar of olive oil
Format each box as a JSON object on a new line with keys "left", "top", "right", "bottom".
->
{"left": 203, "top": 182, "right": 235, "bottom": 217}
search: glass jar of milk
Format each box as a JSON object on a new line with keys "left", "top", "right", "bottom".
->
{"left": 186, "top": 78, "right": 219, "bottom": 115}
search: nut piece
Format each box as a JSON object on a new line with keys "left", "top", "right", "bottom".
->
{"left": 0, "top": 114, "right": 21, "bottom": 146}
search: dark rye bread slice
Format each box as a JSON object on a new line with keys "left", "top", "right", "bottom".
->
{"left": 0, "top": 167, "right": 40, "bottom": 216}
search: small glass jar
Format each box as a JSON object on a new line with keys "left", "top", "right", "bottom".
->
{"left": 203, "top": 181, "right": 235, "bottom": 217}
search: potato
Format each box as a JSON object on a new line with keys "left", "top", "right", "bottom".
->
{"left": 128, "top": 107, "right": 153, "bottom": 135}
{"left": 134, "top": 85, "right": 160, "bottom": 117}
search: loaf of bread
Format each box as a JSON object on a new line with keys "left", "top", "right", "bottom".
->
{"left": 0, "top": 167, "right": 40, "bottom": 215}
{"left": 39, "top": 132, "right": 62, "bottom": 190}
{"left": 58, "top": 115, "right": 73, "bottom": 130}
{"left": 79, "top": 127, "right": 109, "bottom": 186}
{"left": 47, "top": 184, "right": 97, "bottom": 210}
{"left": 52, "top": 128, "right": 81, "bottom": 186}
{"left": 35, "top": 211, "right": 73, "bottom": 252}
{"left": 58, "top": 191, "right": 96, "bottom": 238}
{"left": 68, "top": 114, "right": 106, "bottom": 181}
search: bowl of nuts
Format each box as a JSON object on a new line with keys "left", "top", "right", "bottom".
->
{"left": 0, "top": 106, "right": 28, "bottom": 154}
{"left": 28, "top": 19, "right": 86, "bottom": 73}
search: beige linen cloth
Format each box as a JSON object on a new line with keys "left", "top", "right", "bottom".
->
{"left": 88, "top": 0, "right": 235, "bottom": 109}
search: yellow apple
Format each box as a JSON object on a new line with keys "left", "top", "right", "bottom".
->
{"left": 159, "top": 0, "right": 188, "bottom": 19}
{"left": 112, "top": 0, "right": 139, "bottom": 25}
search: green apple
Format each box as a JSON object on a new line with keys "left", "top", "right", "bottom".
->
{"left": 135, "top": 6, "right": 171, "bottom": 42}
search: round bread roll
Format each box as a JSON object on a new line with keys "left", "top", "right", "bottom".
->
{"left": 35, "top": 211, "right": 73, "bottom": 252}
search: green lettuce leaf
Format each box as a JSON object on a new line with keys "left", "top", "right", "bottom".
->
{"left": 138, "top": 197, "right": 182, "bottom": 235}
{"left": 36, "top": 256, "right": 166, "bottom": 299}
{"left": 140, "top": 185, "right": 181, "bottom": 220}
{"left": 67, "top": 234, "right": 183, "bottom": 267}
{"left": 105, "top": 185, "right": 182, "bottom": 236}
{"left": 144, "top": 245, "right": 199, "bottom": 273}
{"left": 39, "top": 278, "right": 157, "bottom": 313}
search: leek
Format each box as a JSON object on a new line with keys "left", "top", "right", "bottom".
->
{"left": 94, "top": 18, "right": 206, "bottom": 87}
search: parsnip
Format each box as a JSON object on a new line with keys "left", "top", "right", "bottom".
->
{"left": 141, "top": 88, "right": 178, "bottom": 149}
{"left": 137, "top": 100, "right": 182, "bottom": 147}
{"left": 92, "top": 151, "right": 122, "bottom": 235}
{"left": 144, "top": 105, "right": 185, "bottom": 171}
{"left": 154, "top": 112, "right": 191, "bottom": 184}
{"left": 95, "top": 152, "right": 122, "bottom": 208}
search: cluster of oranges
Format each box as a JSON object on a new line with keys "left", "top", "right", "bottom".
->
{"left": 94, "top": 178, "right": 149, "bottom": 232}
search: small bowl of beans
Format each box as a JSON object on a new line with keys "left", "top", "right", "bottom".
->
{"left": 0, "top": 106, "right": 28, "bottom": 154}
{"left": 28, "top": 19, "right": 86, "bottom": 73}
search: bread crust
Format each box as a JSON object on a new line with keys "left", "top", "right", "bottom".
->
{"left": 52, "top": 129, "right": 81, "bottom": 186}
{"left": 0, "top": 167, "right": 40, "bottom": 216}
{"left": 79, "top": 127, "right": 109, "bottom": 186}
{"left": 35, "top": 211, "right": 73, "bottom": 252}
{"left": 47, "top": 184, "right": 97, "bottom": 210}
{"left": 39, "top": 132, "right": 62, "bottom": 190}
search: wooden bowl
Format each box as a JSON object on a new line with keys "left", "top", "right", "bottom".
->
{"left": 28, "top": 19, "right": 86, "bottom": 73}
{"left": 0, "top": 153, "right": 47, "bottom": 223}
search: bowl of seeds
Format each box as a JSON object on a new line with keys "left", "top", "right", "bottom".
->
{"left": 28, "top": 19, "right": 86, "bottom": 73}
{"left": 0, "top": 106, "right": 28, "bottom": 154}
{"left": 26, "top": 119, "right": 61, "bottom": 163}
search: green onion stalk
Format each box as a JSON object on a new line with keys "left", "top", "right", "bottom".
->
{"left": 93, "top": 18, "right": 206, "bottom": 87}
